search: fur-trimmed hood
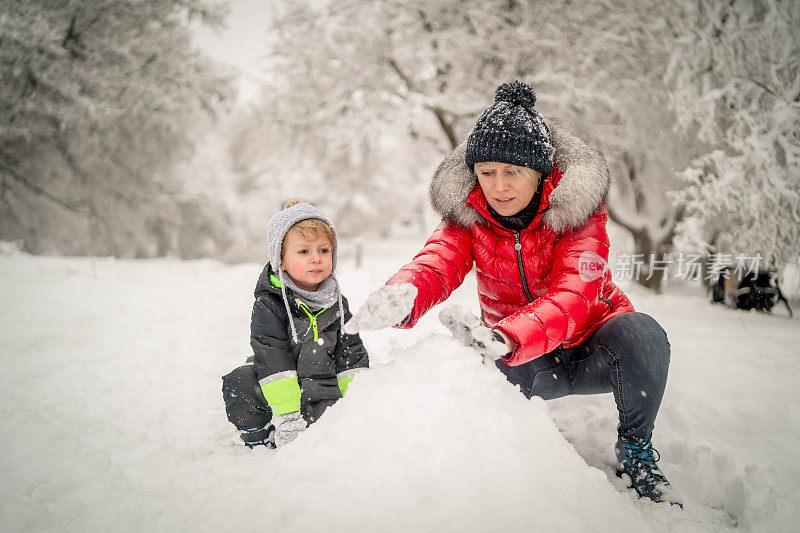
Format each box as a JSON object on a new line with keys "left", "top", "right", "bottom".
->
{"left": 429, "top": 118, "right": 611, "bottom": 234}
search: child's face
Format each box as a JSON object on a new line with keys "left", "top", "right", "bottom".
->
{"left": 281, "top": 227, "right": 333, "bottom": 292}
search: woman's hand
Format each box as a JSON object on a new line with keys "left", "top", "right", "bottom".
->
{"left": 491, "top": 328, "right": 515, "bottom": 354}
{"left": 345, "top": 283, "right": 418, "bottom": 333}
{"left": 438, "top": 304, "right": 510, "bottom": 360}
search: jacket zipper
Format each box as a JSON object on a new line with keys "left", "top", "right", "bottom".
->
{"left": 299, "top": 302, "right": 325, "bottom": 342}
{"left": 514, "top": 233, "right": 534, "bottom": 302}
{"left": 476, "top": 202, "right": 546, "bottom": 305}
{"left": 599, "top": 296, "right": 614, "bottom": 311}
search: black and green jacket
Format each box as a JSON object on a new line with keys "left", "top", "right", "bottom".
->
{"left": 251, "top": 265, "right": 369, "bottom": 424}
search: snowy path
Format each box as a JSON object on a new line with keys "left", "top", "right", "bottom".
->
{"left": 1, "top": 244, "right": 798, "bottom": 532}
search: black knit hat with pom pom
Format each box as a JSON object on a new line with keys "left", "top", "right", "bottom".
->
{"left": 465, "top": 81, "right": 554, "bottom": 177}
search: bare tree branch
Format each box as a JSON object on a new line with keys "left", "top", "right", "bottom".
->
{"left": 0, "top": 161, "right": 87, "bottom": 214}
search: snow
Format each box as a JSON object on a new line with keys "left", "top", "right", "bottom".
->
{"left": 1, "top": 240, "right": 799, "bottom": 532}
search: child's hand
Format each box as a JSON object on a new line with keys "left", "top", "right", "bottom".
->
{"left": 345, "top": 283, "right": 418, "bottom": 333}
{"left": 438, "top": 304, "right": 510, "bottom": 361}
{"left": 272, "top": 412, "right": 307, "bottom": 447}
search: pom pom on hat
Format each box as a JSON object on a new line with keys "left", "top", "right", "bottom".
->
{"left": 494, "top": 80, "right": 537, "bottom": 110}
{"left": 465, "top": 81, "right": 554, "bottom": 176}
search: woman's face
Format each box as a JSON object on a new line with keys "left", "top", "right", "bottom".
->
{"left": 475, "top": 162, "right": 541, "bottom": 217}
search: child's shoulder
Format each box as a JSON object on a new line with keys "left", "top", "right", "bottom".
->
{"left": 252, "top": 269, "right": 289, "bottom": 315}
{"left": 254, "top": 264, "right": 282, "bottom": 297}
{"left": 252, "top": 291, "right": 289, "bottom": 320}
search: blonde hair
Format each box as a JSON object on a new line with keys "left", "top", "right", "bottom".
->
{"left": 474, "top": 162, "right": 542, "bottom": 183}
{"left": 281, "top": 199, "right": 335, "bottom": 260}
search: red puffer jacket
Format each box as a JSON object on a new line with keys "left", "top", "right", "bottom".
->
{"left": 386, "top": 121, "right": 634, "bottom": 365}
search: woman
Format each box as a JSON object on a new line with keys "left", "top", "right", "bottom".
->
{"left": 348, "top": 81, "right": 679, "bottom": 506}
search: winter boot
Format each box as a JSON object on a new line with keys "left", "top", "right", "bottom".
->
{"left": 615, "top": 435, "right": 682, "bottom": 507}
{"left": 240, "top": 424, "right": 276, "bottom": 449}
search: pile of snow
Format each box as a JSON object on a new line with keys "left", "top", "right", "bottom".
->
{"left": 242, "top": 337, "right": 653, "bottom": 532}
{"left": 1, "top": 242, "right": 798, "bottom": 532}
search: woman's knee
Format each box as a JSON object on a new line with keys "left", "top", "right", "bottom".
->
{"left": 594, "top": 312, "right": 670, "bottom": 367}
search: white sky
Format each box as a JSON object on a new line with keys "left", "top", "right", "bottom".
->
{"left": 191, "top": 0, "right": 275, "bottom": 102}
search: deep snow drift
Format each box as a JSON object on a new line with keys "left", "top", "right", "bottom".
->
{"left": 1, "top": 240, "right": 798, "bottom": 532}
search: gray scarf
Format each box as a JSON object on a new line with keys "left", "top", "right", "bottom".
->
{"left": 283, "top": 273, "right": 339, "bottom": 311}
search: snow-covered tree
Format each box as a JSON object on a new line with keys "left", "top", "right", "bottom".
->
{"left": 0, "top": 0, "right": 235, "bottom": 257}
{"left": 666, "top": 0, "right": 800, "bottom": 271}
{"left": 249, "top": 0, "right": 700, "bottom": 288}
{"left": 227, "top": 81, "right": 438, "bottom": 240}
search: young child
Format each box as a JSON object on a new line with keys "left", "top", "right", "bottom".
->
{"left": 222, "top": 200, "right": 369, "bottom": 448}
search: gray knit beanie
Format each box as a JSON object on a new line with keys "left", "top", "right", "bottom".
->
{"left": 465, "top": 81, "right": 554, "bottom": 177}
{"left": 267, "top": 202, "right": 338, "bottom": 274}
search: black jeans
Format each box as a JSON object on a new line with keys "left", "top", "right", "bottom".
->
{"left": 495, "top": 312, "right": 670, "bottom": 439}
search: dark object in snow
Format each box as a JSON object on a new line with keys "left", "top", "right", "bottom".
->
{"left": 615, "top": 435, "right": 682, "bottom": 507}
{"left": 710, "top": 268, "right": 729, "bottom": 304}
{"left": 465, "top": 81, "right": 554, "bottom": 177}
{"left": 241, "top": 424, "right": 276, "bottom": 449}
{"left": 711, "top": 269, "right": 793, "bottom": 317}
